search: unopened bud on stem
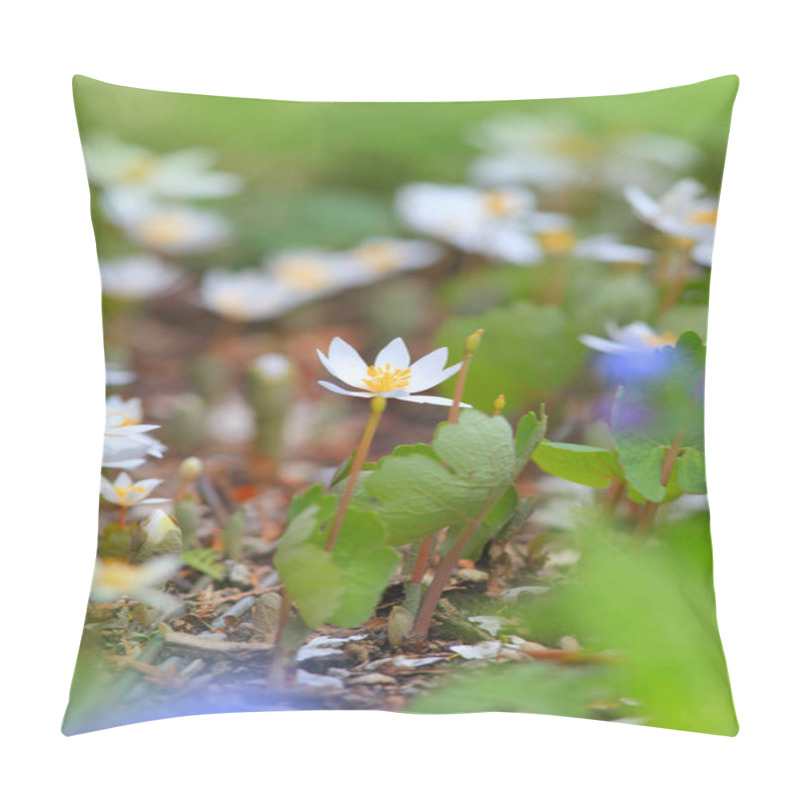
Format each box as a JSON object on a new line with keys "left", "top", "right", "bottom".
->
{"left": 465, "top": 329, "right": 484, "bottom": 355}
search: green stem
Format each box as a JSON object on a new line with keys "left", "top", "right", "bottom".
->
{"left": 324, "top": 396, "right": 385, "bottom": 552}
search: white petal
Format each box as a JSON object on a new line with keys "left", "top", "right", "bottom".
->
{"left": 321, "top": 337, "right": 370, "bottom": 387}
{"left": 408, "top": 360, "right": 462, "bottom": 393}
{"left": 318, "top": 381, "right": 374, "bottom": 398}
{"left": 374, "top": 337, "right": 410, "bottom": 370}
{"left": 397, "top": 394, "right": 471, "bottom": 407}
{"left": 579, "top": 334, "right": 628, "bottom": 354}
{"left": 406, "top": 347, "right": 448, "bottom": 391}
{"left": 99, "top": 477, "right": 118, "bottom": 504}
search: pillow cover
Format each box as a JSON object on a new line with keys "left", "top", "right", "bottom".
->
{"left": 64, "top": 75, "right": 738, "bottom": 736}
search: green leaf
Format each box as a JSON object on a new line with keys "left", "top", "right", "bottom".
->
{"left": 409, "top": 661, "right": 621, "bottom": 718}
{"left": 614, "top": 432, "right": 675, "bottom": 503}
{"left": 533, "top": 440, "right": 624, "bottom": 488}
{"left": 435, "top": 303, "right": 586, "bottom": 412}
{"left": 676, "top": 447, "right": 707, "bottom": 494}
{"left": 555, "top": 522, "right": 738, "bottom": 735}
{"left": 273, "top": 505, "right": 343, "bottom": 629}
{"left": 361, "top": 410, "right": 546, "bottom": 546}
{"left": 327, "top": 508, "right": 401, "bottom": 627}
{"left": 274, "top": 498, "right": 400, "bottom": 629}
{"left": 441, "top": 485, "right": 519, "bottom": 562}
{"left": 182, "top": 548, "right": 226, "bottom": 581}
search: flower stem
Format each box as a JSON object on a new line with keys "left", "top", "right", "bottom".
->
{"left": 657, "top": 239, "right": 693, "bottom": 314}
{"left": 604, "top": 479, "right": 627, "bottom": 515}
{"left": 118, "top": 506, "right": 127, "bottom": 528}
{"left": 412, "top": 504, "right": 492, "bottom": 640}
{"left": 411, "top": 330, "right": 484, "bottom": 585}
{"left": 324, "top": 396, "right": 386, "bottom": 552}
{"left": 448, "top": 328, "right": 483, "bottom": 424}
{"left": 635, "top": 432, "right": 683, "bottom": 538}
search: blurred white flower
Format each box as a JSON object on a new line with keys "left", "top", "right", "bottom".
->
{"left": 205, "top": 394, "right": 257, "bottom": 444}
{"left": 317, "top": 336, "right": 469, "bottom": 406}
{"left": 526, "top": 213, "right": 653, "bottom": 265}
{"left": 251, "top": 353, "right": 293, "bottom": 381}
{"left": 469, "top": 115, "right": 701, "bottom": 194}
{"left": 348, "top": 237, "right": 444, "bottom": 275}
{"left": 601, "top": 133, "right": 702, "bottom": 192}
{"left": 100, "top": 472, "right": 165, "bottom": 507}
{"left": 580, "top": 322, "right": 677, "bottom": 354}
{"left": 267, "top": 249, "right": 369, "bottom": 295}
{"left": 468, "top": 115, "right": 590, "bottom": 191}
{"left": 141, "top": 509, "right": 180, "bottom": 545}
{"left": 624, "top": 178, "right": 718, "bottom": 266}
{"left": 90, "top": 556, "right": 182, "bottom": 614}
{"left": 199, "top": 268, "right": 301, "bottom": 322}
{"left": 105, "top": 363, "right": 136, "bottom": 386}
{"left": 572, "top": 235, "right": 654, "bottom": 266}
{"left": 395, "top": 183, "right": 541, "bottom": 264}
{"left": 101, "top": 188, "right": 231, "bottom": 255}
{"left": 100, "top": 254, "right": 183, "bottom": 300}
{"left": 103, "top": 396, "right": 166, "bottom": 469}
{"left": 84, "top": 135, "right": 243, "bottom": 198}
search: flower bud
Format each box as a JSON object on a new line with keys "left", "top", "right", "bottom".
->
{"left": 465, "top": 328, "right": 484, "bottom": 354}
{"left": 178, "top": 456, "right": 203, "bottom": 483}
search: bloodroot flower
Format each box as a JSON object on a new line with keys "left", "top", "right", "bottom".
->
{"left": 317, "top": 337, "right": 470, "bottom": 407}
{"left": 100, "top": 472, "right": 165, "bottom": 508}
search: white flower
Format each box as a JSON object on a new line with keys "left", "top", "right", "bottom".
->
{"left": 90, "top": 556, "right": 182, "bottom": 614}
{"left": 266, "top": 249, "right": 369, "bottom": 295}
{"left": 317, "top": 336, "right": 469, "bottom": 407}
{"left": 105, "top": 362, "right": 136, "bottom": 386}
{"left": 198, "top": 268, "right": 301, "bottom": 322}
{"left": 624, "top": 178, "right": 718, "bottom": 266}
{"left": 103, "top": 396, "right": 165, "bottom": 469}
{"left": 205, "top": 394, "right": 257, "bottom": 444}
{"left": 141, "top": 509, "right": 180, "bottom": 545}
{"left": 468, "top": 115, "right": 590, "bottom": 191}
{"left": 84, "top": 135, "right": 243, "bottom": 198}
{"left": 600, "top": 133, "right": 702, "bottom": 192}
{"left": 100, "top": 255, "right": 183, "bottom": 300}
{"left": 395, "top": 183, "right": 541, "bottom": 264}
{"left": 100, "top": 188, "right": 231, "bottom": 255}
{"left": 348, "top": 237, "right": 444, "bottom": 275}
{"left": 468, "top": 115, "right": 701, "bottom": 194}
{"left": 580, "top": 322, "right": 677, "bottom": 354}
{"left": 573, "top": 235, "right": 653, "bottom": 266}
{"left": 528, "top": 215, "right": 653, "bottom": 265}
{"left": 251, "top": 353, "right": 293, "bottom": 382}
{"left": 100, "top": 472, "right": 165, "bottom": 507}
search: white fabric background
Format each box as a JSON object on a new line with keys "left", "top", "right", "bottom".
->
{"left": 3, "top": 2, "right": 796, "bottom": 796}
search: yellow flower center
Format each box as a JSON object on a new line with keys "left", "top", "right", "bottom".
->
{"left": 689, "top": 209, "right": 718, "bottom": 225}
{"left": 214, "top": 290, "right": 248, "bottom": 320}
{"left": 114, "top": 484, "right": 144, "bottom": 504}
{"left": 121, "top": 155, "right": 157, "bottom": 183}
{"left": 97, "top": 560, "right": 138, "bottom": 590}
{"left": 552, "top": 136, "right": 596, "bottom": 159}
{"left": 642, "top": 332, "right": 678, "bottom": 348}
{"left": 137, "top": 213, "right": 191, "bottom": 247}
{"left": 274, "top": 260, "right": 332, "bottom": 290}
{"left": 483, "top": 190, "right": 519, "bottom": 217}
{"left": 363, "top": 363, "right": 412, "bottom": 393}
{"left": 538, "top": 230, "right": 577, "bottom": 256}
{"left": 354, "top": 243, "right": 399, "bottom": 273}
{"left": 107, "top": 411, "right": 139, "bottom": 427}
